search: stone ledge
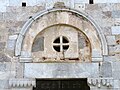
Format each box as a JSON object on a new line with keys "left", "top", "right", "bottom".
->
{"left": 19, "top": 57, "right": 32, "bottom": 62}
{"left": 9, "top": 78, "right": 35, "bottom": 87}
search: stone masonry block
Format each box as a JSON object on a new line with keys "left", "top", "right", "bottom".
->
{"left": 7, "top": 40, "right": 16, "bottom": 50}
{"left": 100, "top": 61, "right": 112, "bottom": 77}
{"left": 106, "top": 36, "right": 116, "bottom": 45}
{"left": 102, "top": 27, "right": 111, "bottom": 35}
{"left": 8, "top": 35, "right": 18, "bottom": 40}
{"left": 0, "top": 53, "right": 11, "bottom": 62}
{"left": 112, "top": 26, "right": 120, "bottom": 35}
{"left": 0, "top": 42, "right": 5, "bottom": 51}
{"left": 7, "top": 35, "right": 18, "bottom": 50}
{"left": 112, "top": 10, "right": 120, "bottom": 18}
{"left": 109, "top": 45, "right": 120, "bottom": 55}
{"left": 4, "top": 12, "right": 17, "bottom": 21}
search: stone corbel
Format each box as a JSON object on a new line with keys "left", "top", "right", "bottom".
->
{"left": 87, "top": 78, "right": 113, "bottom": 88}
{"left": 20, "top": 57, "right": 32, "bottom": 62}
{"left": 9, "top": 78, "right": 36, "bottom": 87}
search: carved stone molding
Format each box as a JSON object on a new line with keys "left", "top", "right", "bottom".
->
{"left": 15, "top": 8, "right": 108, "bottom": 57}
{"left": 9, "top": 78, "right": 36, "bottom": 87}
{"left": 87, "top": 78, "right": 113, "bottom": 88}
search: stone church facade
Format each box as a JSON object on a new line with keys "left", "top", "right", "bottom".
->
{"left": 0, "top": 0, "right": 120, "bottom": 90}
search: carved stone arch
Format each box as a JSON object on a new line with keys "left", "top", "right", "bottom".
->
{"left": 15, "top": 8, "right": 108, "bottom": 62}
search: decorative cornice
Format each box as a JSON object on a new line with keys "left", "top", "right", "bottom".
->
{"left": 9, "top": 78, "right": 36, "bottom": 87}
{"left": 88, "top": 78, "right": 113, "bottom": 88}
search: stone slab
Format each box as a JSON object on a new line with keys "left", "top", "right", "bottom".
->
{"left": 106, "top": 36, "right": 116, "bottom": 45}
{"left": 92, "top": 57, "right": 103, "bottom": 62}
{"left": 100, "top": 61, "right": 112, "bottom": 77}
{"left": 0, "top": 80, "right": 9, "bottom": 89}
{"left": 24, "top": 63, "right": 99, "bottom": 78}
{"left": 109, "top": 45, "right": 120, "bottom": 55}
{"left": 92, "top": 49, "right": 102, "bottom": 58}
{"left": 7, "top": 40, "right": 16, "bottom": 50}
{"left": 8, "top": 35, "right": 18, "bottom": 40}
{"left": 112, "top": 26, "right": 120, "bottom": 35}
{"left": 0, "top": 54, "right": 10, "bottom": 62}
{"left": 112, "top": 10, "right": 120, "bottom": 18}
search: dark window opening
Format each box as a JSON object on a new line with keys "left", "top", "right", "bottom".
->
{"left": 53, "top": 37, "right": 60, "bottom": 43}
{"left": 63, "top": 45, "right": 69, "bottom": 50}
{"left": 63, "top": 36, "right": 69, "bottom": 43}
{"left": 53, "top": 36, "right": 69, "bottom": 52}
{"left": 22, "top": 2, "right": 26, "bottom": 7}
{"left": 89, "top": 0, "right": 94, "bottom": 4}
{"left": 53, "top": 46, "right": 60, "bottom": 52}
{"left": 33, "top": 78, "right": 90, "bottom": 90}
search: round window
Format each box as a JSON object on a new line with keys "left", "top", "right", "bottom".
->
{"left": 53, "top": 36, "right": 69, "bottom": 52}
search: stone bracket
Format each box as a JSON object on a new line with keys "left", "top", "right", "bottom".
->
{"left": 9, "top": 78, "right": 36, "bottom": 87}
{"left": 88, "top": 78, "right": 113, "bottom": 88}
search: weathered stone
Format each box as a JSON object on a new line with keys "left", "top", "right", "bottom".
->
{"left": 16, "top": 63, "right": 24, "bottom": 78}
{"left": 109, "top": 45, "right": 120, "bottom": 55}
{"left": 115, "top": 35, "right": 120, "bottom": 44}
{"left": 104, "top": 55, "right": 120, "bottom": 62}
{"left": 0, "top": 63, "right": 6, "bottom": 71}
{"left": 102, "top": 27, "right": 111, "bottom": 35}
{"left": 0, "top": 53, "right": 11, "bottom": 62}
{"left": 114, "top": 80, "right": 120, "bottom": 89}
{"left": 106, "top": 36, "right": 116, "bottom": 45}
{"left": 8, "top": 35, "right": 18, "bottom": 40}
{"left": 112, "top": 10, "right": 120, "bottom": 18}
{"left": 112, "top": 26, "right": 120, "bottom": 35}
{"left": 95, "top": 0, "right": 120, "bottom": 3}
{"left": 0, "top": 2, "right": 120, "bottom": 90}
{"left": 113, "top": 62, "right": 120, "bottom": 79}
{"left": 32, "top": 37, "right": 44, "bottom": 52}
{"left": 24, "top": 63, "right": 99, "bottom": 78}
{"left": 0, "top": 42, "right": 5, "bottom": 51}
{"left": 100, "top": 61, "right": 112, "bottom": 77}
{"left": 53, "top": 2, "right": 65, "bottom": 8}
{"left": 8, "top": 28, "right": 18, "bottom": 35}
{"left": 0, "top": 80, "right": 9, "bottom": 89}
{"left": 0, "top": 36, "right": 1, "bottom": 41}
{"left": 21, "top": 51, "right": 31, "bottom": 58}
{"left": 85, "top": 4, "right": 100, "bottom": 11}
{"left": 7, "top": 40, "right": 16, "bottom": 50}
{"left": 102, "top": 11, "right": 112, "bottom": 18}
{"left": 0, "top": 12, "right": 4, "bottom": 21}
{"left": 75, "top": 3, "right": 85, "bottom": 11}
{"left": 92, "top": 49, "right": 102, "bottom": 57}
{"left": 4, "top": 12, "right": 17, "bottom": 21}
{"left": 98, "top": 3, "right": 114, "bottom": 11}
{"left": 92, "top": 57, "right": 103, "bottom": 62}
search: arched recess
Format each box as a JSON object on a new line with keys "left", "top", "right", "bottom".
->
{"left": 15, "top": 8, "right": 108, "bottom": 62}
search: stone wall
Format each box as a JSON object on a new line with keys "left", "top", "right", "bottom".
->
{"left": 0, "top": 1, "right": 120, "bottom": 90}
